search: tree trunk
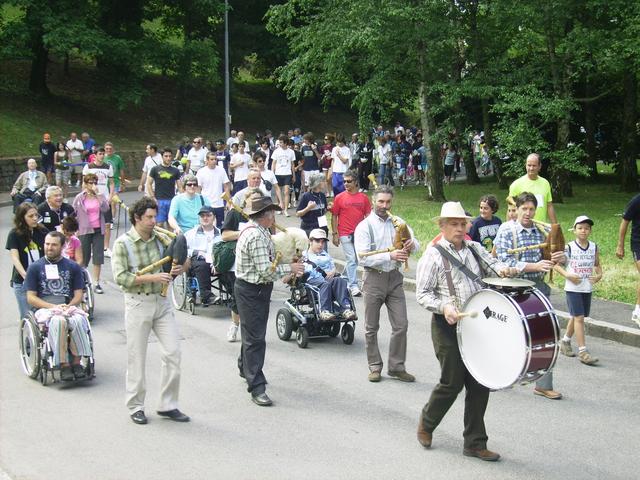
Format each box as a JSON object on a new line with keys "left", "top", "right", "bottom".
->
{"left": 418, "top": 81, "right": 445, "bottom": 202}
{"left": 583, "top": 80, "right": 598, "bottom": 180}
{"left": 26, "top": 7, "right": 49, "bottom": 96}
{"left": 64, "top": 53, "right": 70, "bottom": 76}
{"left": 620, "top": 69, "right": 639, "bottom": 192}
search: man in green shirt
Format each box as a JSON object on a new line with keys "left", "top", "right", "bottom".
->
{"left": 111, "top": 196, "right": 189, "bottom": 425}
{"left": 508, "top": 153, "right": 557, "bottom": 223}
{"left": 104, "top": 142, "right": 127, "bottom": 257}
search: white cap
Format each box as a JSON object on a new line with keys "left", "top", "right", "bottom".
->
{"left": 309, "top": 228, "right": 328, "bottom": 240}
{"left": 573, "top": 215, "right": 594, "bottom": 228}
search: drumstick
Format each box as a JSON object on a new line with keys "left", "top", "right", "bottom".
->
{"left": 458, "top": 311, "right": 478, "bottom": 318}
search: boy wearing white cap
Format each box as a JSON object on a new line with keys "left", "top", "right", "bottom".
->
{"left": 554, "top": 215, "right": 602, "bottom": 365}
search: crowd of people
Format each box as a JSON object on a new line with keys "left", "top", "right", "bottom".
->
{"left": 5, "top": 124, "right": 640, "bottom": 462}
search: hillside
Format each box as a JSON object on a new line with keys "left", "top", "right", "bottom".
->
{"left": 0, "top": 59, "right": 358, "bottom": 157}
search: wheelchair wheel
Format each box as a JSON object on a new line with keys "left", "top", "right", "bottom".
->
{"left": 296, "top": 326, "right": 309, "bottom": 349}
{"left": 19, "top": 315, "right": 42, "bottom": 379}
{"left": 328, "top": 322, "right": 341, "bottom": 337}
{"left": 171, "top": 272, "right": 188, "bottom": 310}
{"left": 341, "top": 323, "right": 354, "bottom": 345}
{"left": 276, "top": 308, "right": 294, "bottom": 341}
{"left": 82, "top": 269, "right": 95, "bottom": 321}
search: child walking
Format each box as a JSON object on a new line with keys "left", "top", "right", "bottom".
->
{"left": 555, "top": 215, "right": 602, "bottom": 365}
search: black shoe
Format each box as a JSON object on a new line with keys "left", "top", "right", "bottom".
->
{"left": 130, "top": 411, "right": 148, "bottom": 425}
{"left": 251, "top": 392, "right": 273, "bottom": 406}
{"left": 201, "top": 295, "right": 212, "bottom": 307}
{"left": 60, "top": 366, "right": 74, "bottom": 381}
{"left": 72, "top": 364, "right": 86, "bottom": 379}
{"left": 157, "top": 409, "right": 190, "bottom": 422}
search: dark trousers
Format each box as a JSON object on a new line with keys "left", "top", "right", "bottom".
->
{"left": 13, "top": 190, "right": 43, "bottom": 211}
{"left": 357, "top": 160, "right": 372, "bottom": 190}
{"left": 307, "top": 275, "right": 349, "bottom": 312}
{"left": 213, "top": 207, "right": 225, "bottom": 228}
{"left": 191, "top": 257, "right": 212, "bottom": 300}
{"left": 234, "top": 278, "right": 273, "bottom": 395}
{"left": 421, "top": 314, "right": 490, "bottom": 450}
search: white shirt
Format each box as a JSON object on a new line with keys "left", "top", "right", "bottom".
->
{"left": 271, "top": 147, "right": 295, "bottom": 176}
{"left": 184, "top": 225, "right": 221, "bottom": 263}
{"left": 232, "top": 185, "right": 269, "bottom": 207}
{"left": 27, "top": 171, "right": 38, "bottom": 190}
{"left": 354, "top": 212, "right": 419, "bottom": 272}
{"left": 196, "top": 165, "right": 230, "bottom": 208}
{"left": 230, "top": 152, "right": 251, "bottom": 182}
{"left": 66, "top": 139, "right": 84, "bottom": 161}
{"left": 142, "top": 154, "right": 162, "bottom": 173}
{"left": 377, "top": 143, "right": 392, "bottom": 165}
{"left": 187, "top": 147, "right": 208, "bottom": 173}
{"left": 82, "top": 163, "right": 114, "bottom": 196}
{"left": 226, "top": 136, "right": 238, "bottom": 149}
{"left": 331, "top": 145, "right": 351, "bottom": 173}
{"left": 564, "top": 240, "right": 598, "bottom": 293}
{"left": 260, "top": 169, "right": 277, "bottom": 186}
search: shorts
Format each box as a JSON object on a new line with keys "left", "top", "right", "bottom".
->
{"left": 565, "top": 291, "right": 592, "bottom": 317}
{"left": 444, "top": 164, "right": 454, "bottom": 176}
{"left": 104, "top": 207, "right": 114, "bottom": 224}
{"left": 56, "top": 169, "right": 71, "bottom": 185}
{"left": 276, "top": 175, "right": 292, "bottom": 187}
{"left": 303, "top": 170, "right": 320, "bottom": 186}
{"left": 79, "top": 228, "right": 105, "bottom": 266}
{"left": 42, "top": 160, "right": 55, "bottom": 174}
{"left": 157, "top": 199, "right": 172, "bottom": 223}
{"left": 631, "top": 243, "right": 640, "bottom": 263}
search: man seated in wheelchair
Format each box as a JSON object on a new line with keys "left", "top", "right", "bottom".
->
{"left": 24, "top": 231, "right": 92, "bottom": 381}
{"left": 304, "top": 229, "right": 356, "bottom": 321}
{"left": 184, "top": 205, "right": 222, "bottom": 306}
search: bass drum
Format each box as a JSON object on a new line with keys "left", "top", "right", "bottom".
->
{"left": 457, "top": 288, "right": 560, "bottom": 390}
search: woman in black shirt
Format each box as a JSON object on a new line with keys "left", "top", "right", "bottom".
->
{"left": 296, "top": 172, "right": 328, "bottom": 241}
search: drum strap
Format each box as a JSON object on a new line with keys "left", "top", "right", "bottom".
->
{"left": 434, "top": 245, "right": 481, "bottom": 283}
{"left": 439, "top": 255, "right": 459, "bottom": 308}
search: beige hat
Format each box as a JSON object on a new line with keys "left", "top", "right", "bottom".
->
{"left": 308, "top": 228, "right": 328, "bottom": 240}
{"left": 243, "top": 196, "right": 282, "bottom": 216}
{"left": 432, "top": 202, "right": 473, "bottom": 221}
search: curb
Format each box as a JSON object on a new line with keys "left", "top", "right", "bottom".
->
{"left": 333, "top": 259, "right": 640, "bottom": 349}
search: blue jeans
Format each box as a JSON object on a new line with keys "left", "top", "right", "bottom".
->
{"left": 306, "top": 276, "right": 350, "bottom": 312}
{"left": 13, "top": 282, "right": 29, "bottom": 320}
{"left": 340, "top": 235, "right": 358, "bottom": 290}
{"left": 378, "top": 163, "right": 394, "bottom": 186}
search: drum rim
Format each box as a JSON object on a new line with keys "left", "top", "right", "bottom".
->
{"left": 481, "top": 277, "right": 536, "bottom": 288}
{"left": 457, "top": 288, "right": 534, "bottom": 390}
{"left": 530, "top": 288, "right": 561, "bottom": 375}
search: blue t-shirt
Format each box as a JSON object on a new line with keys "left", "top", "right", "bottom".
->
{"left": 301, "top": 145, "right": 319, "bottom": 171}
{"left": 24, "top": 256, "right": 84, "bottom": 301}
{"left": 169, "top": 193, "right": 211, "bottom": 232}
{"left": 469, "top": 216, "right": 502, "bottom": 252}
{"left": 297, "top": 191, "right": 327, "bottom": 230}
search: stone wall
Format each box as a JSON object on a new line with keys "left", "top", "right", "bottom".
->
{"left": 0, "top": 150, "right": 143, "bottom": 191}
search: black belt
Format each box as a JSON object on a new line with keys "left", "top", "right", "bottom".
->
{"left": 364, "top": 267, "right": 396, "bottom": 274}
{"left": 236, "top": 278, "right": 273, "bottom": 287}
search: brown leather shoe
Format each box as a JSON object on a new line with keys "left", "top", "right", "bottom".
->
{"left": 533, "top": 388, "right": 563, "bottom": 400}
{"left": 463, "top": 448, "right": 500, "bottom": 462}
{"left": 417, "top": 418, "right": 432, "bottom": 448}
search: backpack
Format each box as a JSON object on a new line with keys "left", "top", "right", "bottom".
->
{"left": 212, "top": 240, "right": 236, "bottom": 274}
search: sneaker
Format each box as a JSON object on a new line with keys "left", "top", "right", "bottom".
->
{"left": 578, "top": 350, "right": 599, "bottom": 365}
{"left": 276, "top": 210, "right": 282, "bottom": 215}
{"left": 72, "top": 364, "right": 86, "bottom": 379}
{"left": 368, "top": 371, "right": 381, "bottom": 382}
{"left": 632, "top": 311, "right": 640, "bottom": 328}
{"left": 104, "top": 248, "right": 112, "bottom": 258}
{"left": 227, "top": 323, "right": 239, "bottom": 342}
{"left": 350, "top": 287, "right": 362, "bottom": 297}
{"left": 60, "top": 366, "right": 74, "bottom": 381}
{"left": 342, "top": 309, "right": 357, "bottom": 320}
{"left": 201, "top": 295, "right": 212, "bottom": 307}
{"left": 319, "top": 311, "right": 336, "bottom": 321}
{"left": 94, "top": 284, "right": 104, "bottom": 294}
{"left": 560, "top": 340, "right": 575, "bottom": 357}
{"left": 284, "top": 210, "right": 290, "bottom": 217}
{"left": 388, "top": 370, "right": 416, "bottom": 382}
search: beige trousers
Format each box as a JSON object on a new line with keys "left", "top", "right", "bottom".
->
{"left": 124, "top": 293, "right": 181, "bottom": 414}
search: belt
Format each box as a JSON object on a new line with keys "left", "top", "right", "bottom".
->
{"left": 364, "top": 266, "right": 396, "bottom": 274}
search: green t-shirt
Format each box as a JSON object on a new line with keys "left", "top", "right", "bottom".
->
{"left": 105, "top": 153, "right": 125, "bottom": 188}
{"left": 508, "top": 175, "right": 553, "bottom": 222}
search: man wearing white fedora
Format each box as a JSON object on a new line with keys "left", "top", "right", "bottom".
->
{"left": 416, "top": 201, "right": 516, "bottom": 461}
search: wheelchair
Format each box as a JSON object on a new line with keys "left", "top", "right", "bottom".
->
{"left": 275, "top": 274, "right": 357, "bottom": 349}
{"left": 81, "top": 269, "right": 95, "bottom": 322}
{"left": 171, "top": 269, "right": 232, "bottom": 315}
{"left": 18, "top": 311, "right": 96, "bottom": 386}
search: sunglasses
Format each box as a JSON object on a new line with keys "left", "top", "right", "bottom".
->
{"left": 193, "top": 141, "right": 201, "bottom": 144}
{"left": 85, "top": 180, "right": 98, "bottom": 184}
{"left": 185, "top": 183, "right": 198, "bottom": 187}
{"left": 344, "top": 179, "right": 354, "bottom": 183}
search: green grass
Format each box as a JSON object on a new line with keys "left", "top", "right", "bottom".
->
{"left": 389, "top": 176, "right": 638, "bottom": 304}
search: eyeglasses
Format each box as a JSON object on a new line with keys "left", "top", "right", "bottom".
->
{"left": 185, "top": 183, "right": 198, "bottom": 187}
{"left": 193, "top": 141, "right": 201, "bottom": 144}
{"left": 85, "top": 180, "right": 98, "bottom": 184}
{"left": 344, "top": 179, "right": 354, "bottom": 183}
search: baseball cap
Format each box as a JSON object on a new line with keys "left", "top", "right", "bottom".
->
{"left": 572, "top": 215, "right": 594, "bottom": 228}
{"left": 199, "top": 206, "right": 215, "bottom": 215}
{"left": 309, "top": 229, "right": 328, "bottom": 240}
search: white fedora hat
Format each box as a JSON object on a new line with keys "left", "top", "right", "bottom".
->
{"left": 432, "top": 202, "right": 473, "bottom": 221}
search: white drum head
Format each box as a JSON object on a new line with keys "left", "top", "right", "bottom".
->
{"left": 457, "top": 289, "right": 527, "bottom": 390}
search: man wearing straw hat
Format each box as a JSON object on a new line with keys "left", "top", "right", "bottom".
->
{"left": 416, "top": 201, "right": 515, "bottom": 461}
{"left": 234, "top": 196, "right": 304, "bottom": 406}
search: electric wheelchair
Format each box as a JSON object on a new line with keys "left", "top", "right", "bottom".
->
{"left": 275, "top": 274, "right": 357, "bottom": 349}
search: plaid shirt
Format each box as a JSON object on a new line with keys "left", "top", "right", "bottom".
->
{"left": 111, "top": 227, "right": 171, "bottom": 294}
{"left": 493, "top": 220, "right": 545, "bottom": 281}
{"left": 416, "top": 238, "right": 508, "bottom": 314}
{"left": 235, "top": 222, "right": 289, "bottom": 284}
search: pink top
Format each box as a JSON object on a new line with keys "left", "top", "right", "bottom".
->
{"left": 84, "top": 197, "right": 101, "bottom": 228}
{"left": 62, "top": 235, "right": 81, "bottom": 261}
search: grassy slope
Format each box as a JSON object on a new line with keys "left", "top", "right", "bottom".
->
{"left": 389, "top": 176, "right": 638, "bottom": 304}
{"left": 0, "top": 59, "right": 357, "bottom": 156}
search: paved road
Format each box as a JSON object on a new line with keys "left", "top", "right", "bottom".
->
{"left": 1, "top": 194, "right": 639, "bottom": 480}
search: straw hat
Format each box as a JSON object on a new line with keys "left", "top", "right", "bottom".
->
{"left": 432, "top": 202, "right": 474, "bottom": 221}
